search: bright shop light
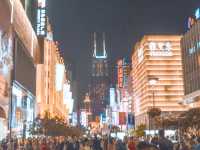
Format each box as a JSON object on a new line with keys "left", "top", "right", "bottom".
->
{"left": 55, "top": 64, "right": 65, "bottom": 91}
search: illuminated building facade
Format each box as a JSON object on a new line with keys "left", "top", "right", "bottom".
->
{"left": 131, "top": 35, "right": 187, "bottom": 127}
{"left": 89, "top": 32, "right": 110, "bottom": 119}
{"left": 181, "top": 20, "right": 200, "bottom": 108}
{"left": 36, "top": 43, "right": 67, "bottom": 119}
{"left": 36, "top": 22, "right": 68, "bottom": 120}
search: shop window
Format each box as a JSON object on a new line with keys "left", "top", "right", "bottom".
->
{"left": 16, "top": 108, "right": 22, "bottom": 122}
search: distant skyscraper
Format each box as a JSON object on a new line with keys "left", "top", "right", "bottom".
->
{"left": 89, "top": 32, "right": 110, "bottom": 119}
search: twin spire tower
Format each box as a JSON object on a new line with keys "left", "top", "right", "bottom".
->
{"left": 89, "top": 32, "right": 110, "bottom": 119}
{"left": 93, "top": 32, "right": 107, "bottom": 59}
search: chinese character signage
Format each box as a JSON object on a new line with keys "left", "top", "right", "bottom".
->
{"left": 149, "top": 42, "right": 172, "bottom": 56}
{"left": 37, "top": 0, "right": 47, "bottom": 36}
{"left": 117, "top": 59, "right": 123, "bottom": 88}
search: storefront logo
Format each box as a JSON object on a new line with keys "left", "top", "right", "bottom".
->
{"left": 149, "top": 42, "right": 172, "bottom": 56}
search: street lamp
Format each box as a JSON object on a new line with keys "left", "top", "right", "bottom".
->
{"left": 148, "top": 77, "right": 159, "bottom": 131}
{"left": 148, "top": 77, "right": 159, "bottom": 108}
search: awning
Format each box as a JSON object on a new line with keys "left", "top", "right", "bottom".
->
{"left": 0, "top": 107, "right": 6, "bottom": 119}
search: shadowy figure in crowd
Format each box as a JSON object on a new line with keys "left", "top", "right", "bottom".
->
{"left": 116, "top": 139, "right": 127, "bottom": 150}
{"left": 157, "top": 130, "right": 173, "bottom": 150}
{"left": 194, "top": 137, "right": 200, "bottom": 150}
{"left": 92, "top": 135, "right": 102, "bottom": 150}
{"left": 128, "top": 137, "right": 136, "bottom": 150}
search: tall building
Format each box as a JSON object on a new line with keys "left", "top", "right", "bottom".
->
{"left": 131, "top": 35, "right": 187, "bottom": 127}
{"left": 181, "top": 20, "right": 200, "bottom": 108}
{"left": 89, "top": 32, "right": 110, "bottom": 119}
{"left": 36, "top": 21, "right": 68, "bottom": 119}
{"left": 0, "top": 0, "right": 40, "bottom": 139}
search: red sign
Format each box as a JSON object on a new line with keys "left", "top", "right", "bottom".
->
{"left": 119, "top": 112, "right": 126, "bottom": 125}
{"left": 117, "top": 59, "right": 123, "bottom": 88}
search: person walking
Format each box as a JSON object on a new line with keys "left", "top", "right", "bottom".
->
{"left": 40, "top": 139, "right": 48, "bottom": 150}
{"left": 92, "top": 136, "right": 102, "bottom": 150}
{"left": 128, "top": 137, "right": 136, "bottom": 150}
{"left": 194, "top": 137, "right": 200, "bottom": 150}
{"left": 157, "top": 130, "right": 173, "bottom": 150}
{"left": 116, "top": 139, "right": 127, "bottom": 150}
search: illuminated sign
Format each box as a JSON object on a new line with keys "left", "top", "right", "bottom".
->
{"left": 138, "top": 46, "right": 144, "bottom": 63}
{"left": 109, "top": 88, "right": 116, "bottom": 107}
{"left": 80, "top": 111, "right": 87, "bottom": 127}
{"left": 117, "top": 60, "right": 123, "bottom": 88}
{"left": 122, "top": 58, "right": 130, "bottom": 86}
{"left": 37, "top": 0, "right": 47, "bottom": 36}
{"left": 119, "top": 112, "right": 126, "bottom": 125}
{"left": 55, "top": 64, "right": 65, "bottom": 91}
{"left": 63, "top": 83, "right": 70, "bottom": 104}
{"left": 149, "top": 42, "right": 172, "bottom": 56}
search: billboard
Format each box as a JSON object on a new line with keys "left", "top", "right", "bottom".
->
{"left": 109, "top": 88, "right": 116, "bottom": 107}
{"left": 80, "top": 111, "right": 87, "bottom": 127}
{"left": 117, "top": 58, "right": 130, "bottom": 88}
{"left": 119, "top": 112, "right": 126, "bottom": 125}
{"left": 112, "top": 112, "right": 119, "bottom": 126}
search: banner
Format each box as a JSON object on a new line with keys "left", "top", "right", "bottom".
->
{"left": 119, "top": 112, "right": 126, "bottom": 125}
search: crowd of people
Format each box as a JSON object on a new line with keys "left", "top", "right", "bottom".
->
{"left": 1, "top": 131, "right": 200, "bottom": 150}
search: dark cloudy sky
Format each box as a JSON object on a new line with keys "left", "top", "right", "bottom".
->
{"left": 47, "top": 0, "right": 199, "bottom": 99}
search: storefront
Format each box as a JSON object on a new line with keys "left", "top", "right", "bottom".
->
{"left": 11, "top": 81, "right": 35, "bottom": 137}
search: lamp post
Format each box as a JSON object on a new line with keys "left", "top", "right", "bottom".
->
{"left": 148, "top": 77, "right": 159, "bottom": 132}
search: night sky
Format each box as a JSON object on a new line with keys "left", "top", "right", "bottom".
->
{"left": 47, "top": 0, "right": 199, "bottom": 99}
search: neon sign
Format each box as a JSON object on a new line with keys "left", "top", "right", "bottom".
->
{"left": 117, "top": 60, "right": 123, "bottom": 88}
{"left": 149, "top": 42, "right": 172, "bottom": 56}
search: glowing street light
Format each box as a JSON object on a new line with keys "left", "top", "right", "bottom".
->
{"left": 148, "top": 77, "right": 159, "bottom": 130}
{"left": 148, "top": 77, "right": 159, "bottom": 107}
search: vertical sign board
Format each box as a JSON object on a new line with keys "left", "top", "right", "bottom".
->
{"left": 37, "top": 0, "right": 47, "bottom": 36}
{"left": 122, "top": 58, "right": 130, "bottom": 87}
{"left": 117, "top": 59, "right": 123, "bottom": 88}
{"left": 119, "top": 112, "right": 126, "bottom": 125}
